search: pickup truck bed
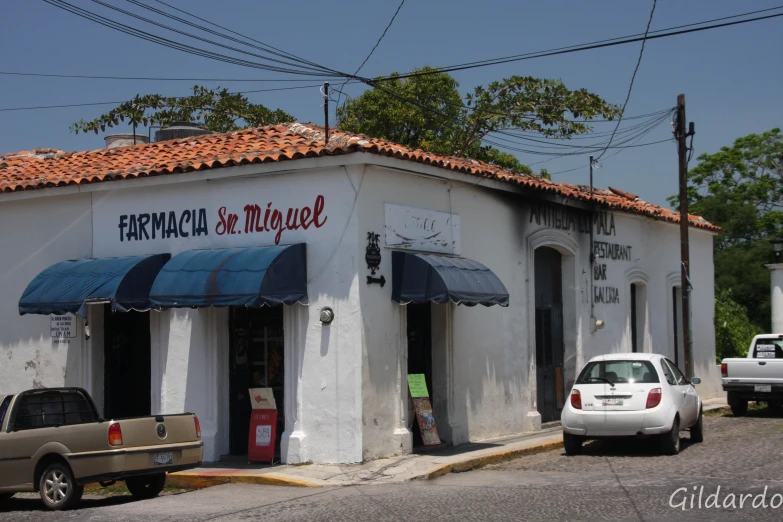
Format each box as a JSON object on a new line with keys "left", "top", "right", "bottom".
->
{"left": 722, "top": 335, "right": 783, "bottom": 415}
{"left": 0, "top": 388, "right": 202, "bottom": 510}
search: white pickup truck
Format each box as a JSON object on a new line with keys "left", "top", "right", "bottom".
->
{"left": 721, "top": 334, "right": 783, "bottom": 415}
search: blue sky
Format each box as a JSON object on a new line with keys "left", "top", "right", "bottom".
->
{"left": 1, "top": 1, "right": 781, "bottom": 207}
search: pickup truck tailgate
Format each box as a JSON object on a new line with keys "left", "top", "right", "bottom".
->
{"left": 723, "top": 359, "right": 783, "bottom": 383}
{"left": 118, "top": 414, "right": 199, "bottom": 447}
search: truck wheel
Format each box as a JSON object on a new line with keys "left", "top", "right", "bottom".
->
{"left": 728, "top": 394, "right": 748, "bottom": 416}
{"left": 126, "top": 473, "right": 166, "bottom": 500}
{"left": 39, "top": 462, "right": 83, "bottom": 511}
{"left": 660, "top": 417, "right": 681, "bottom": 455}
{"left": 563, "top": 432, "right": 584, "bottom": 455}
{"left": 0, "top": 493, "right": 14, "bottom": 502}
{"left": 690, "top": 409, "right": 704, "bottom": 443}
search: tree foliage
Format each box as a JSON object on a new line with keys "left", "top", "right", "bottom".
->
{"left": 715, "top": 287, "right": 763, "bottom": 360}
{"left": 337, "top": 67, "right": 621, "bottom": 173}
{"left": 670, "top": 128, "right": 783, "bottom": 331}
{"left": 71, "top": 86, "right": 294, "bottom": 135}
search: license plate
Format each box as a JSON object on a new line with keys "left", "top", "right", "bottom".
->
{"left": 602, "top": 399, "right": 624, "bottom": 406}
{"left": 154, "top": 452, "right": 173, "bottom": 466}
{"left": 755, "top": 385, "right": 772, "bottom": 393}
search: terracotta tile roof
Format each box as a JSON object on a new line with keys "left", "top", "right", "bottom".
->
{"left": 0, "top": 123, "right": 719, "bottom": 232}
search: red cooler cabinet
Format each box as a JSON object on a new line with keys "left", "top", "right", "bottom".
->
{"left": 248, "top": 409, "right": 277, "bottom": 463}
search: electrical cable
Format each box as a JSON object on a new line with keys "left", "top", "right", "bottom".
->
{"left": 0, "top": 83, "right": 330, "bottom": 112}
{"left": 335, "top": 0, "right": 406, "bottom": 110}
{"left": 0, "top": 70, "right": 349, "bottom": 82}
{"left": 595, "top": 0, "right": 656, "bottom": 161}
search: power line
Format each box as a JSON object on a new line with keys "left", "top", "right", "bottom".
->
{"left": 595, "top": 0, "right": 656, "bottom": 161}
{"left": 0, "top": 70, "right": 347, "bottom": 82}
{"left": 0, "top": 83, "right": 329, "bottom": 112}
{"left": 336, "top": 0, "right": 406, "bottom": 110}
{"left": 373, "top": 8, "right": 783, "bottom": 81}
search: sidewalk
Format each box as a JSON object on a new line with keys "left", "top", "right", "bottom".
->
{"left": 168, "top": 397, "right": 729, "bottom": 490}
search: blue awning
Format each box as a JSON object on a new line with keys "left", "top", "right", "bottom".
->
{"left": 391, "top": 251, "right": 509, "bottom": 307}
{"left": 149, "top": 244, "right": 308, "bottom": 309}
{"left": 19, "top": 254, "right": 171, "bottom": 318}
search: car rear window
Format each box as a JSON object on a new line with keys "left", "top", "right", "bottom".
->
{"left": 576, "top": 360, "right": 660, "bottom": 385}
{"left": 14, "top": 391, "right": 97, "bottom": 430}
{"left": 753, "top": 339, "right": 783, "bottom": 359}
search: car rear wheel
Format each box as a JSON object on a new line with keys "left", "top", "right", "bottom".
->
{"left": 660, "top": 417, "right": 681, "bottom": 455}
{"left": 39, "top": 462, "right": 83, "bottom": 511}
{"left": 728, "top": 393, "right": 748, "bottom": 416}
{"left": 126, "top": 473, "right": 166, "bottom": 500}
{"left": 0, "top": 493, "right": 14, "bottom": 502}
{"left": 690, "top": 409, "right": 704, "bottom": 443}
{"left": 767, "top": 400, "right": 783, "bottom": 410}
{"left": 563, "top": 432, "right": 584, "bottom": 456}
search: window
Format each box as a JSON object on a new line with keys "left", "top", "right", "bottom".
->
{"left": 13, "top": 391, "right": 97, "bottom": 430}
{"left": 659, "top": 360, "right": 677, "bottom": 385}
{"left": 0, "top": 396, "right": 12, "bottom": 428}
{"left": 576, "top": 360, "right": 659, "bottom": 385}
{"left": 665, "top": 359, "right": 687, "bottom": 385}
{"left": 753, "top": 339, "right": 783, "bottom": 359}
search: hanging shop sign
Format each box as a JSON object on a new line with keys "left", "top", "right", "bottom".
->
{"left": 365, "top": 232, "right": 382, "bottom": 274}
{"left": 407, "top": 374, "right": 440, "bottom": 446}
{"left": 385, "top": 204, "right": 461, "bottom": 255}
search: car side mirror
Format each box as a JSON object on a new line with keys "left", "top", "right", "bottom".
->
{"left": 690, "top": 377, "right": 701, "bottom": 385}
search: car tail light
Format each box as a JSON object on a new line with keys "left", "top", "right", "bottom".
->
{"left": 646, "top": 388, "right": 662, "bottom": 409}
{"left": 570, "top": 389, "right": 582, "bottom": 410}
{"left": 194, "top": 416, "right": 201, "bottom": 439}
{"left": 721, "top": 363, "right": 727, "bottom": 377}
{"left": 108, "top": 423, "right": 123, "bottom": 446}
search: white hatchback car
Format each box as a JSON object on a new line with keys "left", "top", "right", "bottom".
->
{"left": 561, "top": 353, "right": 703, "bottom": 455}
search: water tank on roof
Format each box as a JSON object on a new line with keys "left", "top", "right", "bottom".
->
{"left": 154, "top": 121, "right": 211, "bottom": 142}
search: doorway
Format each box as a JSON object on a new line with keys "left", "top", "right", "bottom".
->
{"left": 229, "top": 307, "right": 285, "bottom": 456}
{"left": 534, "top": 247, "right": 565, "bottom": 423}
{"left": 407, "top": 303, "right": 433, "bottom": 447}
{"left": 103, "top": 306, "right": 151, "bottom": 419}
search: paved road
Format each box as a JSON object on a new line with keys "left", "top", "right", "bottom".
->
{"left": 3, "top": 408, "right": 783, "bottom": 521}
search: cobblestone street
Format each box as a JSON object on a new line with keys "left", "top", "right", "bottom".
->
{"left": 3, "top": 408, "right": 783, "bottom": 521}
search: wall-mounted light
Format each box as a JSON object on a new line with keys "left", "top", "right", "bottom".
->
{"left": 591, "top": 318, "right": 604, "bottom": 333}
{"left": 320, "top": 307, "right": 334, "bottom": 325}
{"left": 772, "top": 237, "right": 783, "bottom": 261}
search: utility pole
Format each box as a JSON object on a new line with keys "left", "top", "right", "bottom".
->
{"left": 323, "top": 82, "right": 330, "bottom": 145}
{"left": 676, "top": 93, "right": 695, "bottom": 378}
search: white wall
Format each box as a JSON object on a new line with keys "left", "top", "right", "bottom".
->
{"left": 89, "top": 166, "right": 364, "bottom": 464}
{"left": 0, "top": 193, "right": 92, "bottom": 395}
{"left": 356, "top": 164, "right": 720, "bottom": 460}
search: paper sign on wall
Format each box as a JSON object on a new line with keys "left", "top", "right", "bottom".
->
{"left": 255, "top": 425, "right": 272, "bottom": 445}
{"left": 248, "top": 388, "right": 276, "bottom": 410}
{"left": 50, "top": 314, "right": 76, "bottom": 339}
{"left": 407, "top": 374, "right": 429, "bottom": 398}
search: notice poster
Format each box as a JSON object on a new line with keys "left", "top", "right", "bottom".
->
{"left": 248, "top": 388, "right": 276, "bottom": 410}
{"left": 408, "top": 374, "right": 440, "bottom": 446}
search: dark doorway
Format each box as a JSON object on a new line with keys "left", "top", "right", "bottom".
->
{"left": 407, "top": 303, "right": 432, "bottom": 447}
{"left": 229, "top": 307, "right": 284, "bottom": 456}
{"left": 631, "top": 284, "right": 639, "bottom": 352}
{"left": 103, "top": 306, "right": 151, "bottom": 419}
{"left": 534, "top": 247, "right": 565, "bottom": 423}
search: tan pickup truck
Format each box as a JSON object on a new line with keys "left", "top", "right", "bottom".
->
{"left": 0, "top": 387, "right": 202, "bottom": 510}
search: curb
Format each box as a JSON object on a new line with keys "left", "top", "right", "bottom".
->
{"left": 420, "top": 439, "right": 564, "bottom": 480}
{"left": 167, "top": 472, "right": 323, "bottom": 490}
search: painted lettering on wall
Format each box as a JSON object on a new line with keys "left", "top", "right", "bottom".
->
{"left": 593, "top": 241, "right": 632, "bottom": 261}
{"left": 528, "top": 203, "right": 616, "bottom": 236}
{"left": 215, "top": 194, "right": 327, "bottom": 245}
{"left": 115, "top": 195, "right": 328, "bottom": 245}
{"left": 593, "top": 286, "right": 620, "bottom": 304}
{"left": 118, "top": 209, "right": 209, "bottom": 242}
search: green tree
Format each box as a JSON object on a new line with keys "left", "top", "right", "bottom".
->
{"left": 71, "top": 86, "right": 294, "bottom": 135}
{"left": 670, "top": 128, "right": 783, "bottom": 330}
{"left": 337, "top": 67, "right": 621, "bottom": 173}
{"left": 714, "top": 287, "right": 763, "bottom": 360}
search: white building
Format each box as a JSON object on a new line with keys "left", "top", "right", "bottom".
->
{"left": 0, "top": 123, "right": 722, "bottom": 464}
